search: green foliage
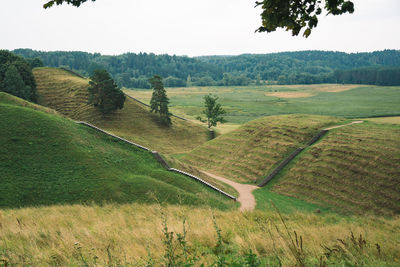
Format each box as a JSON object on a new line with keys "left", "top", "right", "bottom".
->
{"left": 0, "top": 93, "right": 234, "bottom": 209}
{"left": 2, "top": 65, "right": 31, "bottom": 101}
{"left": 256, "top": 0, "right": 354, "bottom": 37}
{"left": 333, "top": 66, "right": 400, "bottom": 86}
{"left": 43, "top": 0, "right": 94, "bottom": 8}
{"left": 42, "top": 0, "right": 355, "bottom": 38}
{"left": 197, "top": 94, "right": 226, "bottom": 128}
{"left": 149, "top": 75, "right": 171, "bottom": 126}
{"left": 88, "top": 69, "right": 125, "bottom": 114}
{"left": 13, "top": 49, "right": 400, "bottom": 87}
{"left": 0, "top": 50, "right": 37, "bottom": 102}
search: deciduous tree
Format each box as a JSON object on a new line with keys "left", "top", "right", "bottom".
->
{"left": 0, "top": 50, "right": 37, "bottom": 102}
{"left": 88, "top": 69, "right": 125, "bottom": 114}
{"left": 197, "top": 94, "right": 226, "bottom": 128}
{"left": 2, "top": 65, "right": 31, "bottom": 100}
{"left": 256, "top": 0, "right": 354, "bottom": 37}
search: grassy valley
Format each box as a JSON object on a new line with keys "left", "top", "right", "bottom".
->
{"left": 0, "top": 65, "right": 399, "bottom": 266}
{"left": 127, "top": 84, "right": 400, "bottom": 124}
{"left": 0, "top": 92, "right": 235, "bottom": 209}
{"left": 181, "top": 114, "right": 344, "bottom": 183}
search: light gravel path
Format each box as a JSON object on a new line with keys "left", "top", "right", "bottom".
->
{"left": 324, "top": 120, "right": 363, "bottom": 130}
{"left": 201, "top": 171, "right": 258, "bottom": 211}
{"left": 200, "top": 121, "right": 364, "bottom": 211}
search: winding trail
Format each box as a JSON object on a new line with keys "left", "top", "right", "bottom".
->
{"left": 324, "top": 120, "right": 363, "bottom": 130}
{"left": 201, "top": 171, "right": 258, "bottom": 211}
{"left": 201, "top": 121, "right": 365, "bottom": 211}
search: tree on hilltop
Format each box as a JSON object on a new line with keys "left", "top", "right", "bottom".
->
{"left": 197, "top": 94, "right": 226, "bottom": 128}
{"left": 88, "top": 69, "right": 125, "bottom": 114}
{"left": 149, "top": 75, "right": 171, "bottom": 126}
{"left": 42, "top": 0, "right": 355, "bottom": 37}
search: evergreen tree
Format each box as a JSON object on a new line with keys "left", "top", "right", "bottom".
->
{"left": 149, "top": 75, "right": 171, "bottom": 126}
{"left": 88, "top": 69, "right": 125, "bottom": 114}
{"left": 2, "top": 65, "right": 31, "bottom": 100}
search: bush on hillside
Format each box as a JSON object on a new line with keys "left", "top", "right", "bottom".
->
{"left": 0, "top": 50, "right": 37, "bottom": 102}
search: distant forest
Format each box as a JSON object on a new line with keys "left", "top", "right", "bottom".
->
{"left": 14, "top": 49, "right": 400, "bottom": 88}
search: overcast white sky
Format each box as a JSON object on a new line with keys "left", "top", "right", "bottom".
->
{"left": 0, "top": 0, "right": 399, "bottom": 56}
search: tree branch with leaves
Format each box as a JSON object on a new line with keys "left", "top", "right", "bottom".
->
{"left": 43, "top": 0, "right": 354, "bottom": 37}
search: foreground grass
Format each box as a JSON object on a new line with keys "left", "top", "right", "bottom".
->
{"left": 127, "top": 84, "right": 400, "bottom": 124}
{"left": 181, "top": 114, "right": 344, "bottom": 183}
{"left": 269, "top": 121, "right": 400, "bottom": 216}
{"left": 0, "top": 93, "right": 234, "bottom": 209}
{"left": 0, "top": 203, "right": 399, "bottom": 266}
{"left": 33, "top": 68, "right": 209, "bottom": 154}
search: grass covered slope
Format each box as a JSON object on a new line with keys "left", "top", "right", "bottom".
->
{"left": 271, "top": 121, "right": 400, "bottom": 215}
{"left": 0, "top": 94, "right": 234, "bottom": 209}
{"left": 33, "top": 67, "right": 209, "bottom": 154}
{"left": 181, "top": 114, "right": 344, "bottom": 183}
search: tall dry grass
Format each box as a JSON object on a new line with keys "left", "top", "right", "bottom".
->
{"left": 0, "top": 203, "right": 399, "bottom": 266}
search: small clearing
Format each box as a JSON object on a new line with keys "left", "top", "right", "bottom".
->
{"left": 265, "top": 92, "right": 314, "bottom": 98}
{"left": 201, "top": 171, "right": 258, "bottom": 211}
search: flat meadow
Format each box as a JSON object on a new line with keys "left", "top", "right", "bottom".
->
{"left": 125, "top": 84, "right": 400, "bottom": 125}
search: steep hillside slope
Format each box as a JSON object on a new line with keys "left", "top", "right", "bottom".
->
{"left": 0, "top": 93, "right": 234, "bottom": 209}
{"left": 32, "top": 67, "right": 209, "bottom": 154}
{"left": 181, "top": 114, "right": 344, "bottom": 183}
{"left": 269, "top": 121, "right": 400, "bottom": 215}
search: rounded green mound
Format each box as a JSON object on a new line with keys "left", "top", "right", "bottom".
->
{"left": 0, "top": 94, "right": 234, "bottom": 209}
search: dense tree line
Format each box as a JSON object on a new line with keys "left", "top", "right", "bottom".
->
{"left": 13, "top": 49, "right": 400, "bottom": 88}
{"left": 332, "top": 67, "right": 400, "bottom": 86}
{"left": 0, "top": 50, "right": 38, "bottom": 102}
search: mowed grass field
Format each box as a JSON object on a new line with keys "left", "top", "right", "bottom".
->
{"left": 0, "top": 92, "right": 235, "bottom": 210}
{"left": 33, "top": 68, "right": 210, "bottom": 154}
{"left": 180, "top": 114, "right": 344, "bottom": 184}
{"left": 263, "top": 121, "right": 400, "bottom": 216}
{"left": 0, "top": 204, "right": 399, "bottom": 266}
{"left": 126, "top": 84, "right": 400, "bottom": 124}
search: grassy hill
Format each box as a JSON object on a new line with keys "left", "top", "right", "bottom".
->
{"left": 180, "top": 114, "right": 344, "bottom": 183}
{"left": 0, "top": 92, "right": 234, "bottom": 209}
{"left": 32, "top": 67, "right": 209, "bottom": 154}
{"left": 265, "top": 121, "right": 400, "bottom": 216}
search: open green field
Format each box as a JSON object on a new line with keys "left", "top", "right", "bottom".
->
{"left": 0, "top": 92, "right": 235, "bottom": 209}
{"left": 33, "top": 67, "right": 210, "bottom": 154}
{"left": 126, "top": 84, "right": 400, "bottom": 124}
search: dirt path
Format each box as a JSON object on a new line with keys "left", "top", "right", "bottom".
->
{"left": 201, "top": 171, "right": 258, "bottom": 211}
{"left": 324, "top": 120, "right": 363, "bottom": 130}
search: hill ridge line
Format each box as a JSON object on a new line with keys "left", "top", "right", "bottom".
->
{"left": 75, "top": 121, "right": 236, "bottom": 201}
{"left": 258, "top": 121, "right": 364, "bottom": 187}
